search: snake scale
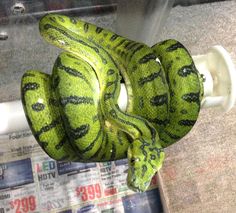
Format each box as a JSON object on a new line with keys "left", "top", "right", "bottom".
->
{"left": 21, "top": 14, "right": 203, "bottom": 192}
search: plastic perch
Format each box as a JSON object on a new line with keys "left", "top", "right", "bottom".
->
{"left": 0, "top": 45, "right": 235, "bottom": 135}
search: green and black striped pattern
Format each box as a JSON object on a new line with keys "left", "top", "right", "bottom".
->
{"left": 21, "top": 14, "right": 203, "bottom": 192}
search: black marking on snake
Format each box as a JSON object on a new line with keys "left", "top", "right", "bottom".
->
{"left": 139, "top": 97, "right": 144, "bottom": 109}
{"left": 130, "top": 44, "right": 145, "bottom": 58}
{"left": 56, "top": 57, "right": 92, "bottom": 88}
{"left": 142, "top": 165, "right": 148, "bottom": 177}
{"left": 60, "top": 96, "right": 94, "bottom": 106}
{"left": 52, "top": 75, "right": 60, "bottom": 89}
{"left": 55, "top": 135, "right": 67, "bottom": 150}
{"left": 166, "top": 60, "right": 173, "bottom": 71}
{"left": 100, "top": 133, "right": 110, "bottom": 160}
{"left": 157, "top": 40, "right": 171, "bottom": 47}
{"left": 150, "top": 154, "right": 156, "bottom": 160}
{"left": 173, "top": 79, "right": 177, "bottom": 86}
{"left": 84, "top": 23, "right": 89, "bottom": 32}
{"left": 149, "top": 147, "right": 164, "bottom": 158}
{"left": 138, "top": 70, "right": 162, "bottom": 86}
{"left": 32, "top": 102, "right": 45, "bottom": 112}
{"left": 104, "top": 93, "right": 114, "bottom": 101}
{"left": 166, "top": 42, "right": 185, "bottom": 52}
{"left": 110, "top": 34, "right": 119, "bottom": 41}
{"left": 157, "top": 55, "right": 163, "bottom": 63}
{"left": 113, "top": 39, "right": 126, "bottom": 50}
{"left": 69, "top": 124, "right": 90, "bottom": 140}
{"left": 101, "top": 58, "right": 107, "bottom": 65}
{"left": 92, "top": 114, "right": 99, "bottom": 123}
{"left": 131, "top": 65, "right": 138, "bottom": 72}
{"left": 106, "top": 81, "right": 116, "bottom": 87}
{"left": 45, "top": 24, "right": 122, "bottom": 95}
{"left": 109, "top": 109, "right": 144, "bottom": 135}
{"left": 35, "top": 118, "right": 61, "bottom": 138}
{"left": 149, "top": 118, "right": 170, "bottom": 126}
{"left": 124, "top": 41, "right": 135, "bottom": 49}
{"left": 65, "top": 53, "right": 79, "bottom": 60}
{"left": 107, "top": 69, "right": 115, "bottom": 75}
{"left": 180, "top": 109, "right": 188, "bottom": 114}
{"left": 103, "top": 33, "right": 108, "bottom": 37}
{"left": 150, "top": 93, "right": 168, "bottom": 106}
{"left": 139, "top": 138, "right": 149, "bottom": 161}
{"left": 130, "top": 157, "right": 137, "bottom": 166}
{"left": 117, "top": 131, "right": 124, "bottom": 145}
{"left": 58, "top": 16, "right": 65, "bottom": 22}
{"left": 96, "top": 27, "right": 103, "bottom": 34}
{"left": 178, "top": 120, "right": 196, "bottom": 126}
{"left": 115, "top": 105, "right": 157, "bottom": 145}
{"left": 38, "top": 141, "right": 48, "bottom": 149}
{"left": 110, "top": 142, "right": 116, "bottom": 161}
{"left": 70, "top": 17, "right": 77, "bottom": 24}
{"left": 163, "top": 130, "right": 181, "bottom": 140}
{"left": 105, "top": 73, "right": 119, "bottom": 100}
{"left": 139, "top": 53, "right": 156, "bottom": 64}
{"left": 169, "top": 106, "right": 176, "bottom": 113}
{"left": 43, "top": 24, "right": 100, "bottom": 54}
{"left": 22, "top": 82, "right": 40, "bottom": 94}
{"left": 49, "top": 98, "right": 59, "bottom": 107}
{"left": 22, "top": 72, "right": 35, "bottom": 78}
{"left": 90, "top": 131, "right": 106, "bottom": 160}
{"left": 79, "top": 128, "right": 102, "bottom": 154}
{"left": 99, "top": 38, "right": 104, "bottom": 44}
{"left": 182, "top": 92, "right": 200, "bottom": 104}
{"left": 127, "top": 42, "right": 139, "bottom": 51}
{"left": 49, "top": 35, "right": 56, "bottom": 42}
{"left": 178, "top": 63, "right": 197, "bottom": 77}
{"left": 22, "top": 82, "right": 40, "bottom": 105}
{"left": 49, "top": 16, "right": 56, "bottom": 23}
{"left": 170, "top": 90, "right": 175, "bottom": 97}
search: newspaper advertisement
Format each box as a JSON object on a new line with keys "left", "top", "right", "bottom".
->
{"left": 0, "top": 131, "right": 163, "bottom": 213}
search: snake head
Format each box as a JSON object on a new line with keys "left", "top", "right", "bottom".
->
{"left": 127, "top": 138, "right": 165, "bottom": 192}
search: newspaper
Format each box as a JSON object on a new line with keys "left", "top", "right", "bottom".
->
{"left": 0, "top": 131, "right": 163, "bottom": 213}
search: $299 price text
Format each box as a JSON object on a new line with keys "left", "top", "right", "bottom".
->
{"left": 9, "top": 195, "right": 36, "bottom": 213}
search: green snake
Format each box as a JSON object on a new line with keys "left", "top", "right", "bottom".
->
{"left": 21, "top": 14, "right": 203, "bottom": 192}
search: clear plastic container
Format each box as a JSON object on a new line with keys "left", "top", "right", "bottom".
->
{"left": 116, "top": 0, "right": 174, "bottom": 45}
{"left": 0, "top": 1, "right": 174, "bottom": 212}
{"left": 0, "top": 0, "right": 174, "bottom": 102}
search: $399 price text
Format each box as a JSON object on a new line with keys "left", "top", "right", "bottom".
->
{"left": 76, "top": 183, "right": 102, "bottom": 202}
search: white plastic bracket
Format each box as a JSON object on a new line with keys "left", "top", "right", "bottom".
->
{"left": 0, "top": 45, "right": 235, "bottom": 135}
{"left": 193, "top": 45, "right": 236, "bottom": 112}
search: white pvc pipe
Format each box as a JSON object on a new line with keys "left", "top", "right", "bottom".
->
{"left": 0, "top": 87, "right": 128, "bottom": 135}
{"left": 0, "top": 45, "right": 235, "bottom": 135}
{"left": 0, "top": 100, "right": 29, "bottom": 134}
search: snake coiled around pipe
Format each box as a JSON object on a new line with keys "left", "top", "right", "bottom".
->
{"left": 21, "top": 14, "right": 203, "bottom": 192}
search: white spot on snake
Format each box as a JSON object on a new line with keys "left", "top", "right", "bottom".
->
{"left": 37, "top": 98, "right": 44, "bottom": 104}
{"left": 58, "top": 39, "right": 66, "bottom": 45}
{"left": 105, "top": 120, "right": 112, "bottom": 128}
{"left": 155, "top": 57, "right": 161, "bottom": 63}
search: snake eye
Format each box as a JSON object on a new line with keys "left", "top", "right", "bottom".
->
{"left": 130, "top": 157, "right": 139, "bottom": 165}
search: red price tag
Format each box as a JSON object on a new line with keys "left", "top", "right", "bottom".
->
{"left": 9, "top": 196, "right": 36, "bottom": 213}
{"left": 76, "top": 183, "right": 102, "bottom": 202}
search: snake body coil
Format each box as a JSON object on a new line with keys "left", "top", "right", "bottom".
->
{"left": 21, "top": 14, "right": 203, "bottom": 192}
